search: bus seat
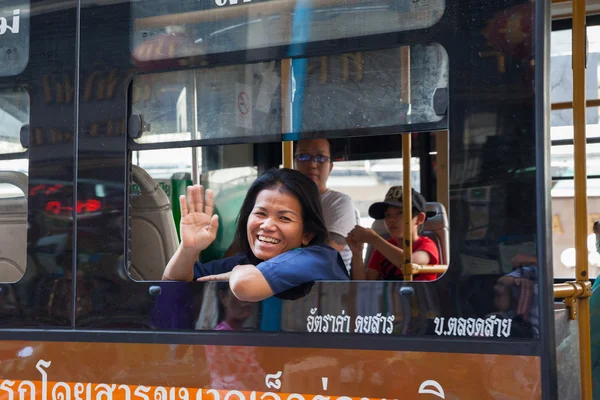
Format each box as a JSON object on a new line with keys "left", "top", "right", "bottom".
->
{"left": 422, "top": 202, "right": 449, "bottom": 265}
{"left": 362, "top": 202, "right": 449, "bottom": 267}
{"left": 129, "top": 165, "right": 178, "bottom": 281}
{"left": 0, "top": 171, "right": 28, "bottom": 282}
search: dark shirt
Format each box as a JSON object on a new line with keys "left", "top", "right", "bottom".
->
{"left": 193, "top": 244, "right": 349, "bottom": 296}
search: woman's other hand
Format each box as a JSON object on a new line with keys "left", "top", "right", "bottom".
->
{"left": 196, "top": 271, "right": 232, "bottom": 282}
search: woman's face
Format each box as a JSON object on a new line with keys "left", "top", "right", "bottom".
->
{"left": 247, "top": 187, "right": 313, "bottom": 260}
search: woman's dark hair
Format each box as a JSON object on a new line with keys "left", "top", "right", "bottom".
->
{"left": 233, "top": 168, "right": 328, "bottom": 259}
{"left": 227, "top": 168, "right": 325, "bottom": 301}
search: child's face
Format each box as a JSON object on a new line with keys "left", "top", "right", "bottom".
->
{"left": 384, "top": 206, "right": 424, "bottom": 239}
{"left": 384, "top": 206, "right": 405, "bottom": 238}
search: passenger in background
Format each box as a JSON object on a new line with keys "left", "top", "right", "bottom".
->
{"left": 162, "top": 168, "right": 349, "bottom": 301}
{"left": 491, "top": 264, "right": 537, "bottom": 338}
{"left": 594, "top": 220, "right": 600, "bottom": 254}
{"left": 214, "top": 282, "right": 256, "bottom": 330}
{"left": 346, "top": 187, "right": 439, "bottom": 281}
{"left": 293, "top": 138, "right": 359, "bottom": 272}
{"left": 204, "top": 282, "right": 265, "bottom": 389}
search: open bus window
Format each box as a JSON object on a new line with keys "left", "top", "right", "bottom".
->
{"left": 329, "top": 157, "right": 421, "bottom": 258}
{"left": 131, "top": 0, "right": 444, "bottom": 62}
{"left": 130, "top": 44, "right": 448, "bottom": 144}
{"left": 127, "top": 144, "right": 259, "bottom": 281}
{"left": 0, "top": 87, "right": 29, "bottom": 283}
{"left": 551, "top": 177, "right": 600, "bottom": 279}
{"left": 0, "top": 3, "right": 29, "bottom": 77}
{"left": 550, "top": 25, "right": 600, "bottom": 278}
{"left": 128, "top": 134, "right": 449, "bottom": 281}
{"left": 127, "top": 131, "right": 456, "bottom": 335}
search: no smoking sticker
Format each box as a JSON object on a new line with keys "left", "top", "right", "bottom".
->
{"left": 238, "top": 91, "right": 250, "bottom": 115}
{"left": 236, "top": 83, "right": 252, "bottom": 129}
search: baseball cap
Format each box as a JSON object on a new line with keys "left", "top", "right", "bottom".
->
{"left": 368, "top": 186, "right": 427, "bottom": 220}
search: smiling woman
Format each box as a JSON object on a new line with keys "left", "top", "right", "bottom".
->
{"left": 162, "top": 168, "right": 349, "bottom": 301}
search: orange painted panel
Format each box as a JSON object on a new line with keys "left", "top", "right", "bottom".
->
{"left": 0, "top": 341, "right": 541, "bottom": 400}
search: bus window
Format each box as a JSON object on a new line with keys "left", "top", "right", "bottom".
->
{"left": 131, "top": 0, "right": 445, "bottom": 62}
{"left": 0, "top": 87, "right": 28, "bottom": 154}
{"left": 0, "top": 87, "right": 29, "bottom": 282}
{"left": 326, "top": 157, "right": 422, "bottom": 262}
{"left": 131, "top": 44, "right": 448, "bottom": 145}
{"left": 0, "top": 2, "right": 29, "bottom": 77}
{"left": 128, "top": 144, "right": 260, "bottom": 281}
{"left": 550, "top": 24, "right": 600, "bottom": 279}
{"left": 550, "top": 26, "right": 600, "bottom": 105}
{"left": 329, "top": 157, "right": 421, "bottom": 230}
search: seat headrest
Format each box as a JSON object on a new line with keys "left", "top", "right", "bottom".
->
{"left": 423, "top": 214, "right": 446, "bottom": 231}
{"left": 0, "top": 171, "right": 28, "bottom": 197}
{"left": 131, "top": 165, "right": 170, "bottom": 209}
{"left": 370, "top": 219, "right": 388, "bottom": 236}
{"left": 425, "top": 202, "right": 446, "bottom": 216}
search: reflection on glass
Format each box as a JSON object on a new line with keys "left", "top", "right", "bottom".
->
{"left": 0, "top": 87, "right": 28, "bottom": 154}
{"left": 0, "top": 3, "right": 29, "bottom": 76}
{"left": 131, "top": 0, "right": 445, "bottom": 60}
{"left": 131, "top": 44, "right": 448, "bottom": 144}
{"left": 492, "top": 259, "right": 538, "bottom": 339}
{"left": 203, "top": 282, "right": 264, "bottom": 389}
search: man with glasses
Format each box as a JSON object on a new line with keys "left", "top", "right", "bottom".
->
{"left": 294, "top": 139, "right": 359, "bottom": 271}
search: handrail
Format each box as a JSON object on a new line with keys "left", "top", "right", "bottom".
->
{"left": 402, "top": 134, "right": 413, "bottom": 281}
{"left": 553, "top": 281, "right": 591, "bottom": 302}
{"left": 401, "top": 45, "right": 413, "bottom": 282}
{"left": 572, "top": 0, "right": 592, "bottom": 395}
{"left": 410, "top": 264, "right": 448, "bottom": 275}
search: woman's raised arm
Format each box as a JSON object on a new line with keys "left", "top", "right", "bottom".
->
{"left": 162, "top": 185, "right": 219, "bottom": 281}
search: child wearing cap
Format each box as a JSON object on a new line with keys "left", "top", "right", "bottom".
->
{"left": 346, "top": 187, "right": 440, "bottom": 281}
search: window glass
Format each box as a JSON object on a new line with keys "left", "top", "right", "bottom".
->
{"left": 131, "top": 0, "right": 445, "bottom": 61}
{"left": 551, "top": 179, "right": 600, "bottom": 279}
{"left": 550, "top": 142, "right": 600, "bottom": 178}
{"left": 330, "top": 158, "right": 421, "bottom": 229}
{"left": 550, "top": 26, "right": 600, "bottom": 104}
{"left": 131, "top": 44, "right": 448, "bottom": 144}
{"left": 551, "top": 108, "right": 600, "bottom": 141}
{"left": 133, "top": 147, "right": 194, "bottom": 180}
{"left": 0, "top": 87, "right": 28, "bottom": 154}
{"left": 550, "top": 28, "right": 600, "bottom": 279}
{"left": 0, "top": 87, "right": 29, "bottom": 282}
{"left": 0, "top": 2, "right": 29, "bottom": 76}
{"left": 128, "top": 144, "right": 257, "bottom": 281}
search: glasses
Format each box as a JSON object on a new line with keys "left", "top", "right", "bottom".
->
{"left": 294, "top": 154, "right": 331, "bottom": 163}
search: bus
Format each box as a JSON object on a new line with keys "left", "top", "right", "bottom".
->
{"left": 0, "top": 0, "right": 595, "bottom": 397}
